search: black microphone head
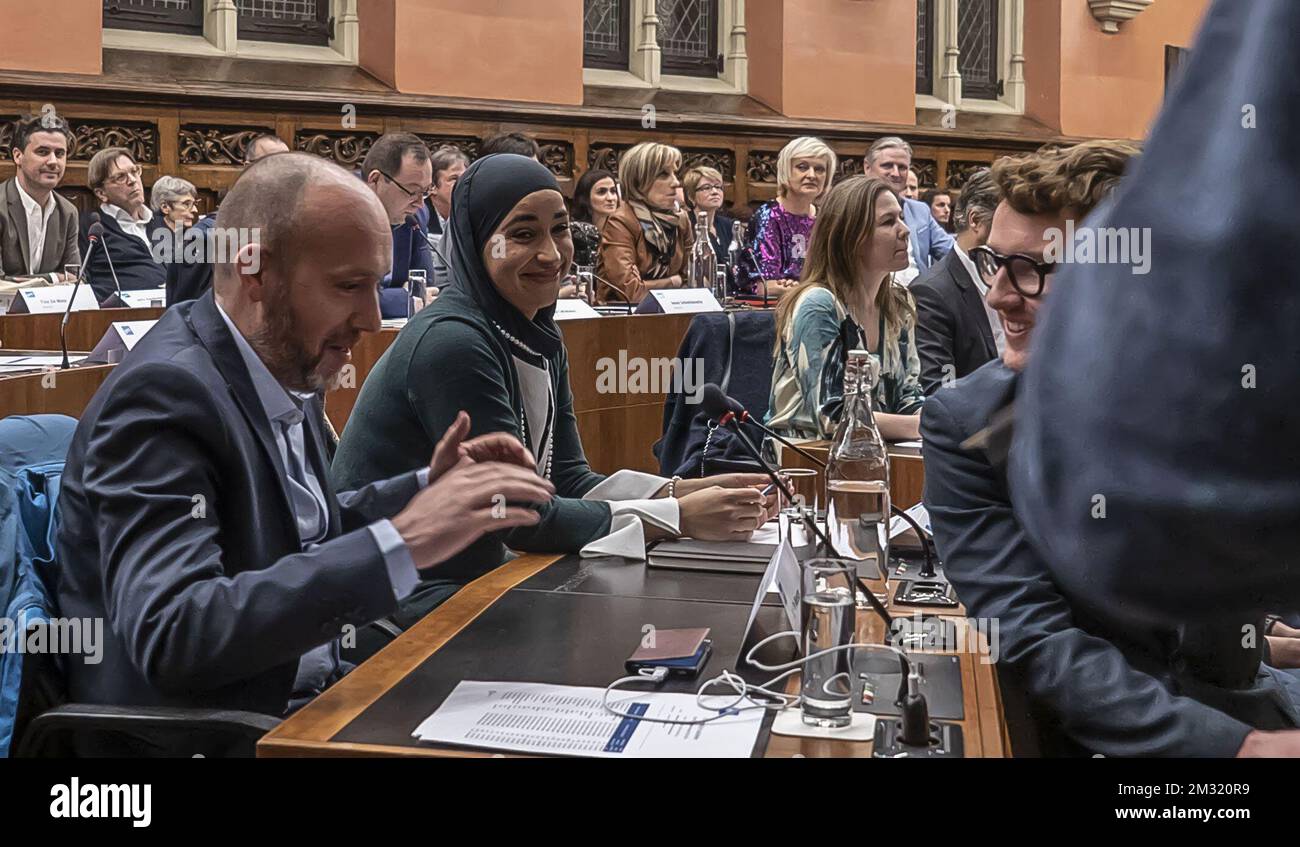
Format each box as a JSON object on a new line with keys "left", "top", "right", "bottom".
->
{"left": 404, "top": 214, "right": 418, "bottom": 228}
{"left": 87, "top": 221, "right": 105, "bottom": 239}
{"left": 700, "top": 383, "right": 730, "bottom": 419}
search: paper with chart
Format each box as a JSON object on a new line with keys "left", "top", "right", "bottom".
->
{"left": 411, "top": 681, "right": 763, "bottom": 758}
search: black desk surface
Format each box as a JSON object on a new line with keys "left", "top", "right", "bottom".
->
{"left": 259, "top": 552, "right": 1008, "bottom": 758}
{"left": 516, "top": 553, "right": 780, "bottom": 606}
{"left": 331, "top": 588, "right": 778, "bottom": 755}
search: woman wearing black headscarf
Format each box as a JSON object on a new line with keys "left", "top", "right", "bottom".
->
{"left": 332, "top": 154, "right": 772, "bottom": 633}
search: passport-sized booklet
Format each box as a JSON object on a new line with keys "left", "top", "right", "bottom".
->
{"left": 628, "top": 627, "right": 712, "bottom": 663}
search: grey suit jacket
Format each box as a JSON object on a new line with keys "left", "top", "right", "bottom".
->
{"left": 56, "top": 292, "right": 423, "bottom": 716}
{"left": 0, "top": 177, "right": 80, "bottom": 277}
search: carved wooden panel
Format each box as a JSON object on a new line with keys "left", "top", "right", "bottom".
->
{"left": 914, "top": 158, "right": 939, "bottom": 189}
{"left": 538, "top": 140, "right": 575, "bottom": 177}
{"left": 1, "top": 96, "right": 1038, "bottom": 226}
{"left": 746, "top": 150, "right": 779, "bottom": 184}
{"left": 295, "top": 130, "right": 378, "bottom": 168}
{"left": 417, "top": 134, "right": 480, "bottom": 160}
{"left": 179, "top": 125, "right": 277, "bottom": 165}
{"left": 838, "top": 155, "right": 864, "bottom": 178}
{"left": 0, "top": 116, "right": 16, "bottom": 153}
{"left": 680, "top": 148, "right": 736, "bottom": 181}
{"left": 587, "top": 142, "right": 632, "bottom": 173}
{"left": 945, "top": 159, "right": 988, "bottom": 190}
{"left": 71, "top": 120, "right": 159, "bottom": 163}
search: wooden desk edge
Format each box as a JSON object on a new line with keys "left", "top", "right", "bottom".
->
{"left": 257, "top": 552, "right": 562, "bottom": 758}
{"left": 260, "top": 553, "right": 1008, "bottom": 759}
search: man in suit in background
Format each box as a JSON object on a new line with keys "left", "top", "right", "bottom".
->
{"left": 422, "top": 144, "right": 468, "bottom": 291}
{"left": 922, "top": 139, "right": 1300, "bottom": 757}
{"left": 56, "top": 153, "right": 552, "bottom": 728}
{"left": 83, "top": 147, "right": 166, "bottom": 301}
{"left": 166, "top": 133, "right": 289, "bottom": 305}
{"left": 912, "top": 168, "right": 1002, "bottom": 396}
{"left": 903, "top": 169, "right": 920, "bottom": 200}
{"left": 1, "top": 113, "right": 80, "bottom": 281}
{"left": 866, "top": 136, "right": 953, "bottom": 285}
{"left": 362, "top": 133, "right": 435, "bottom": 319}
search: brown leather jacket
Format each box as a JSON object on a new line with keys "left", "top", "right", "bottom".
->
{"left": 594, "top": 202, "right": 693, "bottom": 304}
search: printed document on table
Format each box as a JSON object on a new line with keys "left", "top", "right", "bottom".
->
{"left": 411, "top": 681, "right": 763, "bottom": 758}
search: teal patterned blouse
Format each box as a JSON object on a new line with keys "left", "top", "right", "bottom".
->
{"left": 766, "top": 285, "right": 924, "bottom": 439}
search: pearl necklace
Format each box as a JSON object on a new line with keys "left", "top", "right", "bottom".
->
{"left": 491, "top": 320, "right": 542, "bottom": 358}
{"left": 491, "top": 321, "right": 553, "bottom": 481}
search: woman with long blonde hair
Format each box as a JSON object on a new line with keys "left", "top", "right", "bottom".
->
{"left": 767, "top": 176, "right": 924, "bottom": 441}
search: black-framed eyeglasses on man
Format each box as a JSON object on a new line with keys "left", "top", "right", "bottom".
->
{"left": 376, "top": 169, "right": 433, "bottom": 199}
{"left": 970, "top": 245, "right": 1058, "bottom": 298}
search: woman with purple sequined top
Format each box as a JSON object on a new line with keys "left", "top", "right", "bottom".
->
{"left": 738, "top": 136, "right": 837, "bottom": 299}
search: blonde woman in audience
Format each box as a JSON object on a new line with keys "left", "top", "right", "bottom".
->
{"left": 594, "top": 141, "right": 693, "bottom": 304}
{"left": 739, "top": 136, "right": 836, "bottom": 298}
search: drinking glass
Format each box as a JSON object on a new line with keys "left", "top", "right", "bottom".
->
{"left": 800, "top": 558, "right": 857, "bottom": 727}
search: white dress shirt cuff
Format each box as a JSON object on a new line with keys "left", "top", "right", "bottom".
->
{"left": 416, "top": 467, "right": 431, "bottom": 488}
{"left": 368, "top": 519, "right": 419, "bottom": 601}
{"left": 579, "top": 497, "right": 680, "bottom": 560}
{"left": 581, "top": 469, "right": 668, "bottom": 501}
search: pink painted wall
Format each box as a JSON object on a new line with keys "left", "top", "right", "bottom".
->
{"left": 0, "top": 0, "right": 102, "bottom": 75}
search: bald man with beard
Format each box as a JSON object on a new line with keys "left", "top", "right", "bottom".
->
{"left": 56, "top": 154, "right": 552, "bottom": 736}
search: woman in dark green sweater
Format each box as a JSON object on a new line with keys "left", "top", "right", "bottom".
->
{"left": 332, "top": 154, "right": 772, "bottom": 639}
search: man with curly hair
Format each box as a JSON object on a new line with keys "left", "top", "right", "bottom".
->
{"left": 921, "top": 139, "right": 1300, "bottom": 757}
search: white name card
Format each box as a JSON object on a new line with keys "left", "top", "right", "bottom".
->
{"left": 118, "top": 288, "right": 168, "bottom": 309}
{"left": 112, "top": 320, "right": 159, "bottom": 352}
{"left": 553, "top": 299, "right": 602, "bottom": 321}
{"left": 649, "top": 288, "right": 723, "bottom": 315}
{"left": 18, "top": 284, "right": 99, "bottom": 314}
{"left": 744, "top": 537, "right": 803, "bottom": 647}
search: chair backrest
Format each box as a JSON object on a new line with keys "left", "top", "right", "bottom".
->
{"left": 654, "top": 311, "right": 776, "bottom": 477}
{"left": 0, "top": 414, "right": 77, "bottom": 757}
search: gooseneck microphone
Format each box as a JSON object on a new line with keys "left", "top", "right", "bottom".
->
{"left": 99, "top": 220, "right": 124, "bottom": 304}
{"left": 699, "top": 383, "right": 896, "bottom": 633}
{"left": 702, "top": 383, "right": 938, "bottom": 578}
{"left": 403, "top": 214, "right": 427, "bottom": 305}
{"left": 61, "top": 217, "right": 102, "bottom": 370}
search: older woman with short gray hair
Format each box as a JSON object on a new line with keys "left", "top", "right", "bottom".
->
{"left": 150, "top": 176, "right": 198, "bottom": 231}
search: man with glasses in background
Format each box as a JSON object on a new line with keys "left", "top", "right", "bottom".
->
{"left": 362, "top": 133, "right": 435, "bottom": 319}
{"left": 84, "top": 147, "right": 166, "bottom": 302}
{"left": 921, "top": 139, "right": 1300, "bottom": 757}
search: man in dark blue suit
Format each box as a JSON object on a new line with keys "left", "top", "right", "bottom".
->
{"left": 56, "top": 153, "right": 553, "bottom": 721}
{"left": 83, "top": 147, "right": 166, "bottom": 302}
{"left": 361, "top": 133, "right": 436, "bottom": 319}
{"left": 866, "top": 136, "right": 953, "bottom": 284}
{"left": 921, "top": 140, "right": 1300, "bottom": 756}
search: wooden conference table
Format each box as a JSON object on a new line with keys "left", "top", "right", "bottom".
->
{"left": 259, "top": 551, "right": 1007, "bottom": 758}
{"left": 0, "top": 306, "right": 925, "bottom": 511}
